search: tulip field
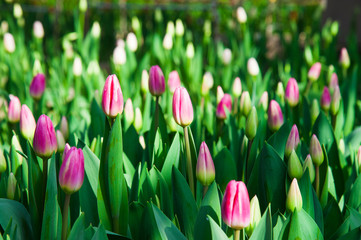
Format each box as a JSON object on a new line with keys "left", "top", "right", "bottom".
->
{"left": 1, "top": 1, "right": 361, "bottom": 239}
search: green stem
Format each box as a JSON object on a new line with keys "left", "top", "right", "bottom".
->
{"left": 203, "top": 185, "right": 209, "bottom": 198}
{"left": 315, "top": 165, "right": 320, "bottom": 198}
{"left": 154, "top": 96, "right": 160, "bottom": 132}
{"left": 112, "top": 215, "right": 119, "bottom": 234}
{"left": 61, "top": 194, "right": 71, "bottom": 240}
{"left": 244, "top": 139, "right": 253, "bottom": 183}
{"left": 331, "top": 114, "right": 337, "bottom": 131}
{"left": 234, "top": 229, "right": 240, "bottom": 240}
{"left": 304, "top": 81, "right": 312, "bottom": 96}
{"left": 184, "top": 127, "right": 195, "bottom": 196}
{"left": 42, "top": 158, "right": 48, "bottom": 204}
{"left": 233, "top": 97, "right": 238, "bottom": 115}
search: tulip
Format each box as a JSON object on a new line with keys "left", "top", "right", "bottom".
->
{"left": 13, "top": 4, "right": 23, "bottom": 18}
{"left": 310, "top": 134, "right": 323, "bottom": 167}
{"left": 232, "top": 77, "right": 242, "bottom": 97}
{"left": 175, "top": 19, "right": 184, "bottom": 37}
{"left": 216, "top": 94, "right": 232, "bottom": 120}
{"left": 124, "top": 99, "right": 134, "bottom": 124}
{"left": 310, "top": 99, "right": 320, "bottom": 125}
{"left": 29, "top": 73, "right": 46, "bottom": 100}
{"left": 56, "top": 130, "right": 65, "bottom": 153}
{"left": 149, "top": 65, "right": 165, "bottom": 96}
{"left": 59, "top": 147, "right": 84, "bottom": 194}
{"left": 7, "top": 173, "right": 18, "bottom": 200}
{"left": 258, "top": 91, "right": 268, "bottom": 111}
{"left": 330, "top": 85, "right": 341, "bottom": 116}
{"left": 196, "top": 142, "right": 215, "bottom": 187}
{"left": 8, "top": 95, "right": 21, "bottom": 123}
{"left": 102, "top": 74, "right": 124, "bottom": 118}
{"left": 267, "top": 100, "right": 284, "bottom": 132}
{"left": 236, "top": 7, "right": 247, "bottom": 24}
{"left": 79, "top": 0, "right": 87, "bottom": 12}
{"left": 245, "top": 107, "right": 258, "bottom": 141}
{"left": 216, "top": 86, "right": 224, "bottom": 104}
{"left": 134, "top": 107, "right": 143, "bottom": 132}
{"left": 276, "top": 82, "right": 284, "bottom": 102}
{"left": 308, "top": 62, "right": 321, "bottom": 82}
{"left": 285, "top": 125, "right": 300, "bottom": 158}
{"left": 288, "top": 150, "right": 303, "bottom": 180}
{"left": 131, "top": 17, "right": 140, "bottom": 32}
{"left": 339, "top": 138, "right": 345, "bottom": 155}
{"left": 20, "top": 105, "right": 36, "bottom": 140}
{"left": 168, "top": 71, "right": 181, "bottom": 94}
{"left": 303, "top": 155, "right": 315, "bottom": 183}
{"left": 163, "top": 33, "right": 173, "bottom": 50}
{"left": 91, "top": 21, "right": 101, "bottom": 39}
{"left": 247, "top": 58, "right": 260, "bottom": 77}
{"left": 286, "top": 178, "right": 303, "bottom": 212}
{"left": 331, "top": 21, "right": 339, "bottom": 36}
{"left": 73, "top": 56, "right": 82, "bottom": 77}
{"left": 113, "top": 45, "right": 126, "bottom": 65}
{"left": 221, "top": 180, "right": 251, "bottom": 230}
{"left": 222, "top": 48, "right": 232, "bottom": 65}
{"left": 33, "top": 114, "right": 57, "bottom": 159}
{"left": 33, "top": 21, "right": 44, "bottom": 39}
{"left": 141, "top": 70, "right": 149, "bottom": 94}
{"left": 186, "top": 42, "right": 195, "bottom": 59}
{"left": 240, "top": 91, "right": 251, "bottom": 117}
{"left": 320, "top": 87, "right": 331, "bottom": 112}
{"left": 166, "top": 21, "right": 175, "bottom": 36}
{"left": 126, "top": 32, "right": 138, "bottom": 52}
{"left": 0, "top": 149, "right": 6, "bottom": 173}
{"left": 172, "top": 87, "right": 194, "bottom": 127}
{"left": 59, "top": 116, "right": 69, "bottom": 140}
{"left": 3, "top": 33, "right": 15, "bottom": 53}
{"left": 339, "top": 47, "right": 350, "bottom": 70}
{"left": 285, "top": 78, "right": 299, "bottom": 107}
{"left": 201, "top": 72, "right": 214, "bottom": 96}
{"left": 245, "top": 195, "right": 261, "bottom": 237}
{"left": 329, "top": 73, "right": 338, "bottom": 92}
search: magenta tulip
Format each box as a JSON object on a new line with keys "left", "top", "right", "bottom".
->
{"left": 149, "top": 65, "right": 165, "bottom": 96}
{"left": 20, "top": 104, "right": 36, "bottom": 140}
{"left": 285, "top": 124, "right": 300, "bottom": 158}
{"left": 285, "top": 78, "right": 299, "bottom": 107}
{"left": 168, "top": 70, "right": 181, "bottom": 94}
{"left": 33, "top": 114, "right": 57, "bottom": 159}
{"left": 102, "top": 74, "right": 124, "bottom": 118}
{"left": 8, "top": 95, "right": 21, "bottom": 123}
{"left": 29, "top": 73, "right": 46, "bottom": 100}
{"left": 172, "top": 87, "right": 193, "bottom": 127}
{"left": 308, "top": 62, "right": 321, "bottom": 82}
{"left": 216, "top": 94, "right": 232, "bottom": 119}
{"left": 329, "top": 73, "right": 338, "bottom": 92}
{"left": 196, "top": 142, "right": 215, "bottom": 186}
{"left": 320, "top": 87, "right": 331, "bottom": 111}
{"left": 267, "top": 100, "right": 284, "bottom": 132}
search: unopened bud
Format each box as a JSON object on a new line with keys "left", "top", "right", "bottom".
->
{"left": 303, "top": 155, "right": 315, "bottom": 183}
{"left": 258, "top": 92, "right": 268, "bottom": 111}
{"left": 330, "top": 85, "right": 341, "bottom": 116}
{"left": 245, "top": 195, "right": 261, "bottom": 237}
{"left": 286, "top": 178, "right": 303, "bottom": 212}
{"left": 320, "top": 87, "right": 331, "bottom": 112}
{"left": 310, "top": 134, "right": 324, "bottom": 166}
{"left": 240, "top": 91, "right": 251, "bottom": 117}
{"left": 245, "top": 107, "right": 258, "bottom": 140}
{"left": 134, "top": 107, "right": 143, "bottom": 132}
{"left": 232, "top": 77, "right": 242, "bottom": 97}
{"left": 339, "top": 47, "right": 350, "bottom": 70}
{"left": 288, "top": 150, "right": 303, "bottom": 180}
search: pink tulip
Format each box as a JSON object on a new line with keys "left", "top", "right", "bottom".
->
{"left": 8, "top": 95, "right": 21, "bottom": 123}
{"left": 285, "top": 78, "right": 299, "bottom": 107}
{"left": 329, "top": 73, "right": 338, "bottom": 92}
{"left": 59, "top": 116, "right": 69, "bottom": 140}
{"left": 196, "top": 142, "right": 215, "bottom": 186}
{"left": 20, "top": 104, "right": 36, "bottom": 139}
{"left": 168, "top": 70, "right": 181, "bottom": 94}
{"left": 308, "top": 62, "right": 321, "bottom": 82}
{"left": 216, "top": 94, "right": 232, "bottom": 119}
{"left": 33, "top": 114, "right": 57, "bottom": 159}
{"left": 102, "top": 74, "right": 124, "bottom": 118}
{"left": 148, "top": 65, "right": 165, "bottom": 96}
{"left": 29, "top": 73, "right": 46, "bottom": 100}
{"left": 320, "top": 87, "right": 331, "bottom": 111}
{"left": 59, "top": 146, "right": 84, "bottom": 195}
{"left": 221, "top": 180, "right": 251, "bottom": 229}
{"left": 339, "top": 47, "right": 350, "bottom": 69}
{"left": 310, "top": 134, "right": 324, "bottom": 166}
{"left": 285, "top": 124, "right": 300, "bottom": 158}
{"left": 267, "top": 100, "right": 284, "bottom": 132}
{"left": 172, "top": 87, "right": 193, "bottom": 127}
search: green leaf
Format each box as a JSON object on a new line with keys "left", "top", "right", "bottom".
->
{"left": 172, "top": 167, "right": 197, "bottom": 240}
{"left": 213, "top": 148, "right": 237, "bottom": 191}
{"left": 129, "top": 202, "right": 145, "bottom": 240}
{"left": 342, "top": 67, "right": 358, "bottom": 135}
{"left": 267, "top": 122, "right": 291, "bottom": 159}
{"left": 123, "top": 126, "right": 143, "bottom": 168}
{"left": 161, "top": 133, "right": 181, "bottom": 188}
{"left": 249, "top": 205, "right": 272, "bottom": 240}
{"left": 152, "top": 167, "right": 173, "bottom": 219}
{"left": 347, "top": 174, "right": 361, "bottom": 209}
{"left": 323, "top": 196, "right": 342, "bottom": 239}
{"left": 208, "top": 215, "right": 228, "bottom": 240}
{"left": 88, "top": 98, "right": 105, "bottom": 141}
{"left": 68, "top": 213, "right": 85, "bottom": 240}
{"left": 288, "top": 209, "right": 324, "bottom": 240}
{"left": 348, "top": 207, "right": 361, "bottom": 230}
{"left": 91, "top": 224, "right": 108, "bottom": 240}
{"left": 0, "top": 199, "right": 33, "bottom": 239}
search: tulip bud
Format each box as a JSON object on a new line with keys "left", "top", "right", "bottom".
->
{"left": 285, "top": 125, "right": 300, "bottom": 158}
{"left": 240, "top": 91, "right": 251, "bottom": 117}
{"left": 304, "top": 46, "right": 313, "bottom": 66}
{"left": 175, "top": 19, "right": 184, "bottom": 37}
{"left": 288, "top": 150, "right": 303, "bottom": 180}
{"left": 308, "top": 62, "right": 321, "bottom": 82}
{"left": 29, "top": 73, "right": 46, "bottom": 100}
{"left": 4, "top": 33, "right": 15, "bottom": 53}
{"left": 79, "top": 0, "right": 87, "bottom": 12}
{"left": 7, "top": 173, "right": 18, "bottom": 200}
{"left": 131, "top": 17, "right": 140, "bottom": 32}
{"left": 216, "top": 94, "right": 232, "bottom": 120}
{"left": 216, "top": 86, "right": 224, "bottom": 104}
{"left": 11, "top": 134, "right": 23, "bottom": 165}
{"left": 236, "top": 7, "right": 247, "bottom": 24}
{"left": 247, "top": 58, "right": 260, "bottom": 77}
{"left": 56, "top": 130, "right": 65, "bottom": 153}
{"left": 196, "top": 142, "right": 215, "bottom": 186}
{"left": 8, "top": 95, "right": 21, "bottom": 123}
{"left": 245, "top": 107, "right": 258, "bottom": 140}
{"left": 134, "top": 107, "right": 143, "bottom": 132}
{"left": 149, "top": 65, "right": 165, "bottom": 96}
{"left": 186, "top": 42, "right": 195, "bottom": 59}
{"left": 102, "top": 74, "right": 124, "bottom": 118}
{"left": 285, "top": 78, "right": 299, "bottom": 107}
{"left": 124, "top": 98, "right": 134, "bottom": 124}
{"left": 59, "top": 116, "right": 69, "bottom": 141}
{"left": 59, "top": 147, "right": 84, "bottom": 195}
{"left": 221, "top": 180, "right": 251, "bottom": 230}
{"left": 141, "top": 70, "right": 149, "bottom": 93}
{"left": 329, "top": 73, "right": 339, "bottom": 93}
{"left": 245, "top": 195, "right": 261, "bottom": 237}
{"left": 330, "top": 85, "right": 341, "bottom": 116}
{"left": 339, "top": 138, "right": 345, "bottom": 155}
{"left": 310, "top": 134, "right": 324, "bottom": 166}
{"left": 330, "top": 21, "right": 339, "bottom": 36}
{"left": 173, "top": 87, "right": 194, "bottom": 127}
{"left": 20, "top": 105, "right": 36, "bottom": 140}
{"left": 286, "top": 178, "right": 303, "bottom": 212}
{"left": 357, "top": 146, "right": 361, "bottom": 174}
{"left": 73, "top": 56, "right": 82, "bottom": 77}
{"left": 33, "top": 21, "right": 44, "bottom": 39}
{"left": 33, "top": 115, "right": 57, "bottom": 159}
{"left": 276, "top": 82, "right": 284, "bottom": 102}
{"left": 113, "top": 46, "right": 126, "bottom": 65}
{"left": 339, "top": 47, "right": 350, "bottom": 70}
{"left": 163, "top": 33, "right": 173, "bottom": 50}
{"left": 91, "top": 21, "right": 101, "bottom": 39}
{"left": 168, "top": 71, "right": 181, "bottom": 94}
{"left": 232, "top": 77, "right": 242, "bottom": 97}
{"left": 268, "top": 100, "right": 284, "bottom": 132}
{"left": 0, "top": 149, "right": 6, "bottom": 173}
{"left": 87, "top": 60, "right": 101, "bottom": 77}
{"left": 126, "top": 32, "right": 138, "bottom": 52}
{"left": 13, "top": 4, "right": 23, "bottom": 18}
{"left": 310, "top": 99, "right": 320, "bottom": 125}
{"left": 258, "top": 91, "right": 268, "bottom": 111}
{"left": 166, "top": 21, "right": 175, "bottom": 36}
{"left": 320, "top": 87, "right": 331, "bottom": 112}
{"left": 1, "top": 20, "right": 9, "bottom": 34}
{"left": 222, "top": 48, "right": 232, "bottom": 65}
{"left": 63, "top": 143, "right": 71, "bottom": 159}
{"left": 201, "top": 72, "right": 214, "bottom": 96}
{"left": 303, "top": 155, "right": 315, "bottom": 183}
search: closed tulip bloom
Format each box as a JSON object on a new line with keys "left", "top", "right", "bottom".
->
{"left": 4, "top": 33, "right": 15, "bottom": 53}
{"left": 29, "top": 73, "right": 46, "bottom": 100}
{"left": 33, "top": 115, "right": 57, "bottom": 159}
{"left": 126, "top": 32, "right": 138, "bottom": 52}
{"left": 186, "top": 42, "right": 195, "bottom": 59}
{"left": 201, "top": 72, "right": 214, "bottom": 96}
{"left": 56, "top": 130, "right": 65, "bottom": 153}
{"left": 141, "top": 70, "right": 149, "bottom": 94}
{"left": 258, "top": 91, "right": 269, "bottom": 111}
{"left": 240, "top": 91, "right": 251, "bottom": 117}
{"left": 216, "top": 86, "right": 224, "bottom": 104}
{"left": 7, "top": 173, "right": 18, "bottom": 200}
{"left": 163, "top": 33, "right": 173, "bottom": 50}
{"left": 245, "top": 195, "right": 261, "bottom": 237}
{"left": 303, "top": 155, "right": 315, "bottom": 183}
{"left": 59, "top": 116, "right": 69, "bottom": 140}
{"left": 286, "top": 178, "right": 303, "bottom": 212}
{"left": 330, "top": 85, "right": 341, "bottom": 116}
{"left": 168, "top": 70, "right": 181, "bottom": 94}
{"left": 285, "top": 78, "right": 299, "bottom": 107}
{"left": 232, "top": 77, "right": 242, "bottom": 97}
{"left": 134, "top": 107, "right": 143, "bottom": 132}
{"left": 113, "top": 45, "right": 126, "bottom": 65}
{"left": 196, "top": 142, "right": 215, "bottom": 186}
{"left": 173, "top": 87, "right": 193, "bottom": 127}
{"left": 102, "top": 74, "right": 124, "bottom": 118}
{"left": 339, "top": 47, "right": 350, "bottom": 69}
{"left": 245, "top": 107, "right": 258, "bottom": 140}
{"left": 268, "top": 100, "right": 284, "bottom": 132}
{"left": 8, "top": 95, "right": 21, "bottom": 123}
{"left": 329, "top": 73, "right": 338, "bottom": 92}
{"left": 59, "top": 147, "right": 84, "bottom": 195}
{"left": 285, "top": 125, "right": 300, "bottom": 158}
{"left": 33, "top": 21, "right": 44, "bottom": 39}
{"left": 288, "top": 150, "right": 303, "bottom": 180}
{"left": 0, "top": 149, "right": 6, "bottom": 173}
{"left": 308, "top": 62, "right": 321, "bottom": 82}
{"left": 72, "top": 56, "right": 82, "bottom": 77}
{"left": 20, "top": 105, "right": 36, "bottom": 140}
{"left": 149, "top": 65, "right": 165, "bottom": 96}
{"left": 310, "top": 134, "right": 324, "bottom": 166}
{"left": 247, "top": 58, "right": 260, "bottom": 77}
{"left": 216, "top": 94, "right": 232, "bottom": 120}
{"left": 320, "top": 87, "right": 331, "bottom": 111}
{"left": 276, "top": 82, "right": 284, "bottom": 101}
{"left": 91, "top": 21, "right": 101, "bottom": 39}
{"left": 175, "top": 19, "right": 184, "bottom": 37}
{"left": 221, "top": 180, "right": 251, "bottom": 230}
{"left": 124, "top": 98, "right": 134, "bottom": 124}
{"left": 222, "top": 48, "right": 232, "bottom": 65}
{"left": 236, "top": 7, "right": 247, "bottom": 24}
{"left": 310, "top": 99, "right": 320, "bottom": 125}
